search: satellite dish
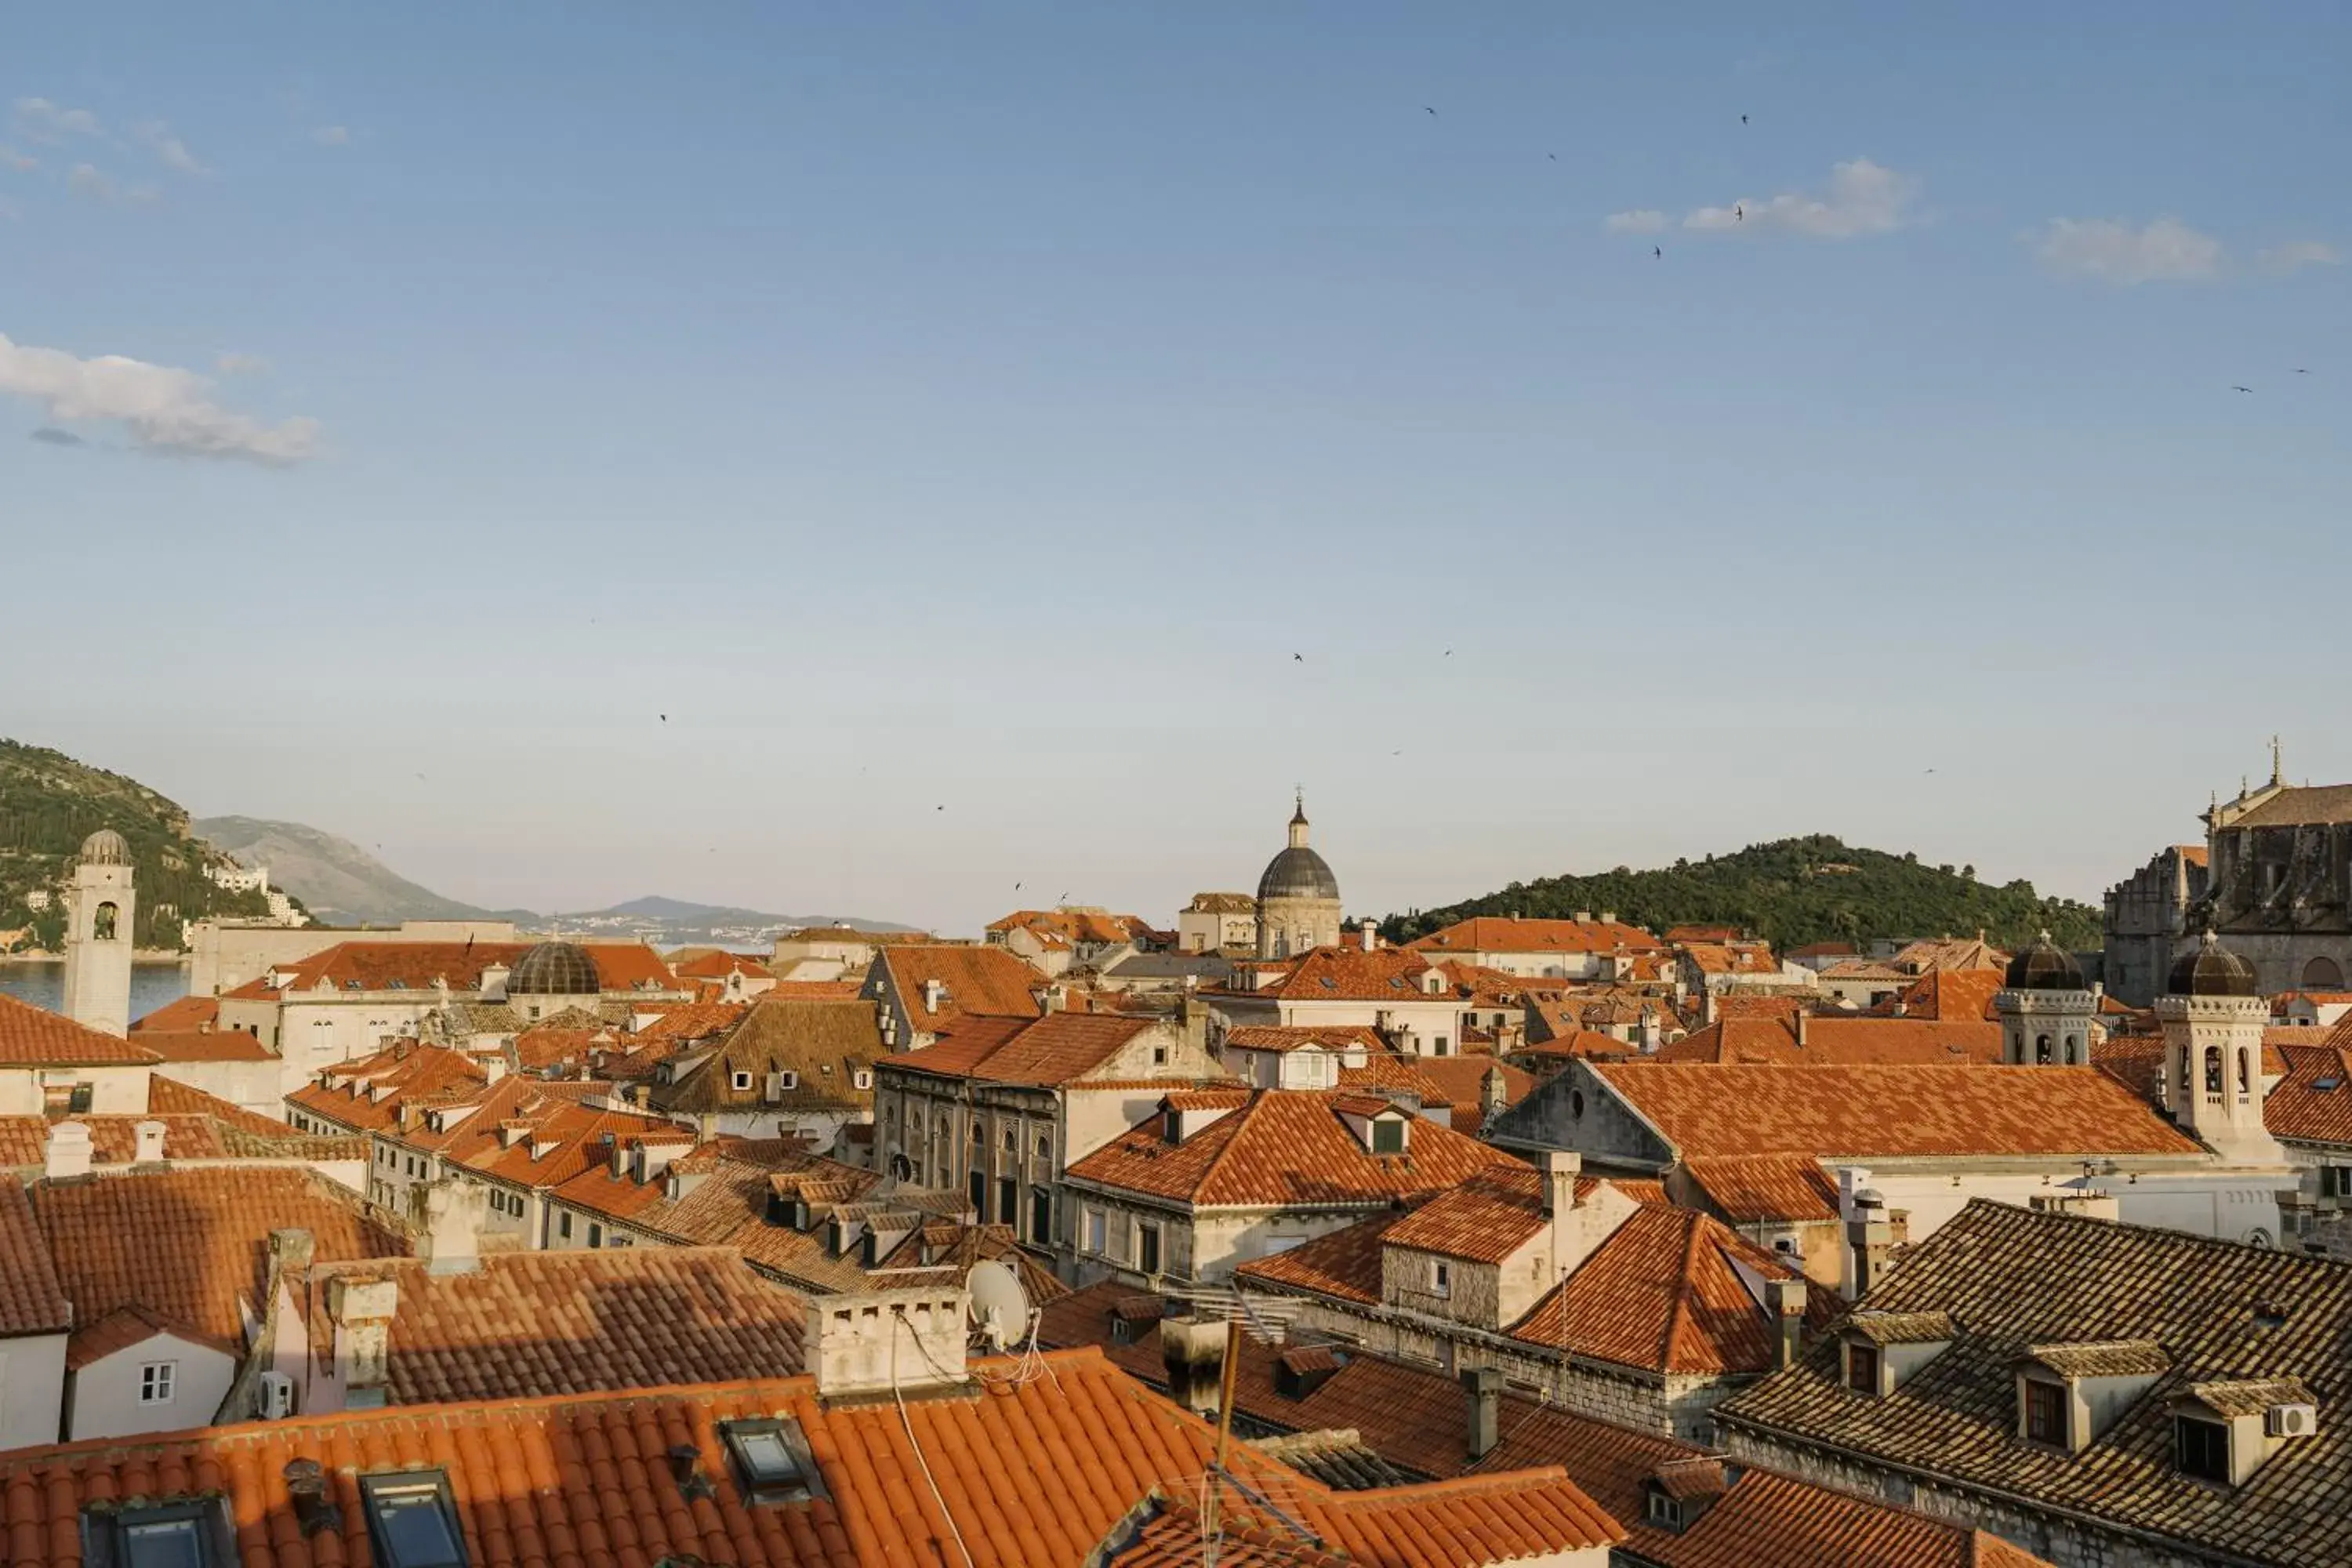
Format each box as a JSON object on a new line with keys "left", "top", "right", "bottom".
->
{"left": 967, "top": 1261, "right": 1031, "bottom": 1353}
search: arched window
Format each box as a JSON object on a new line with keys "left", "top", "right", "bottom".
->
{"left": 92, "top": 902, "right": 118, "bottom": 941}
{"left": 2238, "top": 1048, "right": 2253, "bottom": 1100}
{"left": 2204, "top": 1045, "right": 2224, "bottom": 1098}
{"left": 2178, "top": 1046, "right": 2191, "bottom": 1099}
{"left": 2066, "top": 1033, "right": 2084, "bottom": 1065}
{"left": 2035, "top": 1033, "right": 2053, "bottom": 1065}
{"left": 2303, "top": 956, "right": 2346, "bottom": 989}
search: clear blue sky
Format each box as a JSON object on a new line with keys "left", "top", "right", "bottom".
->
{"left": 3, "top": 4, "right": 2346, "bottom": 932}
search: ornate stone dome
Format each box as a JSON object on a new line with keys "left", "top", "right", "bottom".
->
{"left": 508, "top": 940, "right": 601, "bottom": 996}
{"left": 2003, "top": 931, "right": 2085, "bottom": 992}
{"left": 1258, "top": 798, "right": 1340, "bottom": 904}
{"left": 2168, "top": 931, "right": 2258, "bottom": 999}
{"left": 78, "top": 829, "right": 130, "bottom": 866}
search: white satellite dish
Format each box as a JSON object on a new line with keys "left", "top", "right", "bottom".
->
{"left": 967, "top": 1261, "right": 1032, "bottom": 1353}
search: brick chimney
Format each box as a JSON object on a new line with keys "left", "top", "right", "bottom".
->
{"left": 1766, "top": 1278, "right": 1806, "bottom": 1369}
{"left": 415, "top": 1180, "right": 485, "bottom": 1276}
{"left": 1793, "top": 1010, "right": 1809, "bottom": 1048}
{"left": 1160, "top": 1308, "right": 1227, "bottom": 1420}
{"left": 1541, "top": 1149, "right": 1581, "bottom": 1279}
{"left": 132, "top": 1120, "right": 168, "bottom": 1165}
{"left": 45, "top": 1122, "right": 93, "bottom": 1181}
{"left": 809, "top": 1287, "right": 970, "bottom": 1401}
{"left": 1462, "top": 1367, "right": 1504, "bottom": 1460}
{"left": 327, "top": 1272, "right": 401, "bottom": 1406}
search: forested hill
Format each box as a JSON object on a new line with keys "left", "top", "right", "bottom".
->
{"left": 1385, "top": 835, "right": 2102, "bottom": 952}
{"left": 0, "top": 739, "right": 279, "bottom": 951}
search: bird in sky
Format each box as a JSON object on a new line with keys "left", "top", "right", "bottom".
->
{"left": 1653, "top": 246, "right": 1662, "bottom": 258}
{"left": 1741, "top": 114, "right": 1749, "bottom": 125}
{"left": 1736, "top": 204, "right": 1744, "bottom": 221}
{"left": 1014, "top": 882, "right": 1022, "bottom": 891}
{"left": 935, "top": 804, "right": 946, "bottom": 811}
{"left": 1443, "top": 649, "right": 1453, "bottom": 657}
{"left": 659, "top": 713, "right": 667, "bottom": 722}
{"left": 415, "top": 772, "right": 426, "bottom": 781}
{"left": 2294, "top": 368, "right": 2311, "bottom": 374}
{"left": 1424, "top": 106, "right": 1436, "bottom": 115}
{"left": 2233, "top": 386, "right": 2254, "bottom": 394}
{"left": 1293, "top": 652, "right": 1304, "bottom": 662}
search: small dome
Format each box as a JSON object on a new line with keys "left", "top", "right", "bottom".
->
{"left": 508, "top": 940, "right": 601, "bottom": 996}
{"left": 1258, "top": 847, "right": 1340, "bottom": 904}
{"left": 78, "top": 829, "right": 130, "bottom": 866}
{"left": 2003, "top": 931, "right": 2085, "bottom": 992}
{"left": 2168, "top": 931, "right": 2258, "bottom": 998}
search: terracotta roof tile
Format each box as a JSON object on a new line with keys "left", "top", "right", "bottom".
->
{"left": 1236, "top": 1207, "right": 1414, "bottom": 1305}
{"left": 129, "top": 995, "right": 221, "bottom": 1033}
{"left": 0, "top": 1181, "right": 69, "bottom": 1335}
{"left": 131, "top": 1028, "right": 279, "bottom": 1062}
{"left": 671, "top": 950, "right": 775, "bottom": 981}
{"left": 1657, "top": 1468, "right": 2056, "bottom": 1568}
{"left": 0, "top": 992, "right": 162, "bottom": 1065}
{"left": 1410, "top": 917, "right": 1664, "bottom": 956}
{"left": 1681, "top": 1155, "right": 1843, "bottom": 1224}
{"left": 878, "top": 943, "right": 1047, "bottom": 1033}
{"left": 1253, "top": 948, "right": 1444, "bottom": 1003}
{"left": 1593, "top": 1063, "right": 2204, "bottom": 1159}
{"left": 2267, "top": 1044, "right": 2352, "bottom": 1144}
{"left": 1654, "top": 1016, "right": 2002, "bottom": 1066}
{"left": 1225, "top": 1025, "right": 1385, "bottom": 1055}
{"left": 67, "top": 1303, "right": 241, "bottom": 1370}
{"left": 648, "top": 996, "right": 882, "bottom": 1114}
{"left": 269, "top": 939, "right": 679, "bottom": 996}
{"left": 889, "top": 1012, "right": 1157, "bottom": 1087}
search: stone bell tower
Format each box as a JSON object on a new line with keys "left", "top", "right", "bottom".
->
{"left": 62, "top": 828, "right": 136, "bottom": 1036}
{"left": 2157, "top": 931, "right": 2281, "bottom": 1163}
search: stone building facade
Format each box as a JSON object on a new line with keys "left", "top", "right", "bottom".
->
{"left": 2100, "top": 845, "right": 2207, "bottom": 1007}
{"left": 1255, "top": 795, "right": 1343, "bottom": 960}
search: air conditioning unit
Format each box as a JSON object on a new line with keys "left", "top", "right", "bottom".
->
{"left": 256, "top": 1370, "right": 296, "bottom": 1421}
{"left": 2267, "top": 1403, "right": 2318, "bottom": 1439}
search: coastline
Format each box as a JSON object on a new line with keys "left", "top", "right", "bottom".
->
{"left": 0, "top": 950, "right": 189, "bottom": 965}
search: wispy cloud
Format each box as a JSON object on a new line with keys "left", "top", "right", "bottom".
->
{"left": 0, "top": 331, "right": 321, "bottom": 464}
{"left": 1607, "top": 159, "right": 1919, "bottom": 241}
{"left": 66, "top": 163, "right": 158, "bottom": 205}
{"left": 28, "top": 426, "right": 85, "bottom": 446}
{"left": 2035, "top": 216, "right": 2223, "bottom": 284}
{"left": 132, "top": 121, "right": 209, "bottom": 176}
{"left": 2259, "top": 240, "right": 2341, "bottom": 274}
{"left": 215, "top": 352, "right": 270, "bottom": 376}
{"left": 0, "top": 146, "right": 34, "bottom": 172}
{"left": 13, "top": 96, "right": 103, "bottom": 143}
{"left": 310, "top": 125, "right": 350, "bottom": 147}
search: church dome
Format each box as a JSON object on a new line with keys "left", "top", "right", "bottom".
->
{"left": 78, "top": 829, "right": 130, "bottom": 866}
{"left": 2168, "top": 931, "right": 2258, "bottom": 998}
{"left": 508, "top": 940, "right": 601, "bottom": 996}
{"left": 2003, "top": 931, "right": 2085, "bottom": 992}
{"left": 1258, "top": 845, "right": 1341, "bottom": 903}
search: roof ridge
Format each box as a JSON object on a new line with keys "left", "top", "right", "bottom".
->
{"left": 1660, "top": 1207, "right": 1710, "bottom": 1370}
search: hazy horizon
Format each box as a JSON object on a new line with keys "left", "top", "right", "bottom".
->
{"left": 5, "top": 5, "right": 2344, "bottom": 935}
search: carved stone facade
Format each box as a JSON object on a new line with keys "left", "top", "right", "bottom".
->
{"left": 2100, "top": 845, "right": 2206, "bottom": 1007}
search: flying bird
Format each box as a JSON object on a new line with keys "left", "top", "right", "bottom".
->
{"left": 2232, "top": 386, "right": 2254, "bottom": 394}
{"left": 2294, "top": 368, "right": 2310, "bottom": 374}
{"left": 1653, "top": 246, "right": 1662, "bottom": 258}
{"left": 935, "top": 805, "right": 946, "bottom": 811}
{"left": 1443, "top": 649, "right": 1452, "bottom": 657}
{"left": 1735, "top": 205, "right": 1744, "bottom": 221}
{"left": 1741, "top": 114, "right": 1749, "bottom": 125}
{"left": 1293, "top": 652, "right": 1304, "bottom": 662}
{"left": 659, "top": 713, "right": 667, "bottom": 722}
{"left": 1425, "top": 106, "right": 1436, "bottom": 115}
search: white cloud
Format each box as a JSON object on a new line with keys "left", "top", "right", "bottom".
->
{"left": 2259, "top": 240, "right": 2341, "bottom": 273}
{"left": 0, "top": 146, "right": 34, "bottom": 172}
{"left": 65, "top": 163, "right": 157, "bottom": 205}
{"left": 1604, "top": 209, "right": 1668, "bottom": 235}
{"left": 310, "top": 125, "right": 350, "bottom": 147}
{"left": 1683, "top": 158, "right": 1918, "bottom": 238}
{"left": 215, "top": 352, "right": 270, "bottom": 376}
{"left": 0, "top": 331, "right": 321, "bottom": 464}
{"left": 13, "top": 96, "right": 103, "bottom": 143}
{"left": 132, "top": 122, "right": 208, "bottom": 176}
{"left": 2035, "top": 216, "right": 2223, "bottom": 284}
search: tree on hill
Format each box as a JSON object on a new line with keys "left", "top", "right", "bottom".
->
{"left": 1381, "top": 834, "right": 2100, "bottom": 953}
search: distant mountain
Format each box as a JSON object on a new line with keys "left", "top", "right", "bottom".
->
{"left": 1385, "top": 834, "right": 2102, "bottom": 953}
{"left": 194, "top": 816, "right": 508, "bottom": 927}
{"left": 194, "top": 816, "right": 918, "bottom": 939}
{"left": 0, "top": 740, "right": 279, "bottom": 950}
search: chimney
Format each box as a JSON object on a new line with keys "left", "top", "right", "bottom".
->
{"left": 1845, "top": 1189, "right": 1892, "bottom": 1299}
{"left": 810, "top": 1288, "right": 970, "bottom": 1401}
{"left": 1793, "top": 1011, "right": 1809, "bottom": 1048}
{"left": 1766, "top": 1278, "right": 1806, "bottom": 1370}
{"left": 132, "top": 1120, "right": 168, "bottom": 1165}
{"left": 479, "top": 962, "right": 510, "bottom": 1002}
{"left": 1160, "top": 1308, "right": 1227, "bottom": 1419}
{"left": 415, "top": 1180, "right": 485, "bottom": 1276}
{"left": 283, "top": 1460, "right": 342, "bottom": 1538}
{"left": 922, "top": 978, "right": 945, "bottom": 1014}
{"left": 45, "top": 1122, "right": 93, "bottom": 1181}
{"left": 1541, "top": 1149, "right": 1581, "bottom": 1279}
{"left": 1461, "top": 1367, "right": 1504, "bottom": 1460}
{"left": 1599, "top": 910, "right": 1617, "bottom": 925}
{"left": 1571, "top": 910, "right": 1590, "bottom": 924}
{"left": 327, "top": 1272, "right": 401, "bottom": 1404}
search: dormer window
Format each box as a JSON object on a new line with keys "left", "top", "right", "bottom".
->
{"left": 1841, "top": 1312, "right": 1954, "bottom": 1397}
{"left": 2024, "top": 1378, "right": 2068, "bottom": 1446}
{"left": 1370, "top": 1117, "right": 1405, "bottom": 1155}
{"left": 1846, "top": 1342, "right": 1881, "bottom": 1394}
{"left": 2013, "top": 1340, "right": 2169, "bottom": 1454}
{"left": 720, "top": 1417, "right": 824, "bottom": 1505}
{"left": 1646, "top": 1492, "right": 1683, "bottom": 1530}
{"left": 2176, "top": 1414, "right": 2230, "bottom": 1483}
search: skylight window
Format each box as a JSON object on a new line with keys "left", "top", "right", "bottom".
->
{"left": 83, "top": 1498, "right": 234, "bottom": 1567}
{"left": 358, "top": 1472, "right": 469, "bottom": 1568}
{"left": 720, "top": 1417, "right": 825, "bottom": 1505}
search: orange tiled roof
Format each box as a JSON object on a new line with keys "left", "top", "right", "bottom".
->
{"left": 2267, "top": 1044, "right": 2352, "bottom": 1145}
{"left": 1681, "top": 1154, "right": 1844, "bottom": 1223}
{"left": 1225, "top": 1025, "right": 1385, "bottom": 1054}
{"left": 132, "top": 1027, "right": 279, "bottom": 1062}
{"left": 1109, "top": 1472, "right": 1624, "bottom": 1568}
{"left": 303, "top": 1247, "right": 807, "bottom": 1405}
{"left": 129, "top": 994, "right": 221, "bottom": 1033}
{"left": 672, "top": 950, "right": 775, "bottom": 981}
{"left": 1592, "top": 1063, "right": 2205, "bottom": 1159}
{"left": 31, "top": 1166, "right": 407, "bottom": 1353}
{"left": 1066, "top": 1088, "right": 1516, "bottom": 1209}
{"left": 286, "top": 1042, "right": 490, "bottom": 1133}
{"left": 889, "top": 1012, "right": 1156, "bottom": 1087}
{"left": 1874, "top": 968, "right": 2005, "bottom": 1023}
{"left": 764, "top": 980, "right": 863, "bottom": 1000}
{"left": 880, "top": 943, "right": 1045, "bottom": 1033}
{"left": 1410, "top": 916, "right": 1663, "bottom": 956}
{"left": 1653, "top": 1468, "right": 2055, "bottom": 1568}
{"left": 513, "top": 1023, "right": 619, "bottom": 1071}
{"left": 1335, "top": 1052, "right": 1534, "bottom": 1124}
{"left": 0, "top": 992, "right": 162, "bottom": 1065}
{"left": 1653, "top": 1016, "right": 2002, "bottom": 1066}
{"left": 1254, "top": 947, "right": 1443, "bottom": 1003}
{"left": 988, "top": 907, "right": 1164, "bottom": 948}
{"left": 0, "top": 1344, "right": 1621, "bottom": 1568}
{"left": 0, "top": 1181, "right": 69, "bottom": 1336}
{"left": 1235, "top": 1207, "right": 1414, "bottom": 1305}
{"left": 1379, "top": 1165, "right": 1603, "bottom": 1264}
{"left": 268, "top": 939, "right": 678, "bottom": 996}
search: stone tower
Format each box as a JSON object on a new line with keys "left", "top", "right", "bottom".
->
{"left": 1993, "top": 931, "right": 2096, "bottom": 1065}
{"left": 62, "top": 828, "right": 136, "bottom": 1036}
{"left": 2157, "top": 931, "right": 2281, "bottom": 1163}
{"left": 1255, "top": 793, "right": 1343, "bottom": 960}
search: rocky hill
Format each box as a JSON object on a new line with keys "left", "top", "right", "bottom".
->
{"left": 194, "top": 815, "right": 512, "bottom": 927}
{"left": 1384, "top": 834, "right": 2101, "bottom": 953}
{"left": 0, "top": 739, "right": 279, "bottom": 951}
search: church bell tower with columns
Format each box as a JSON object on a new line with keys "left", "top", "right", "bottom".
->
{"left": 62, "top": 829, "right": 136, "bottom": 1036}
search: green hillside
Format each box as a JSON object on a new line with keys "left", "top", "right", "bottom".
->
{"left": 1384, "top": 834, "right": 2101, "bottom": 953}
{"left": 0, "top": 739, "right": 283, "bottom": 951}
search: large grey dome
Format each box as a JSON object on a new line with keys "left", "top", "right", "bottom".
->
{"left": 2168, "top": 931, "right": 2258, "bottom": 999}
{"left": 1258, "top": 845, "right": 1341, "bottom": 903}
{"left": 2004, "top": 932, "right": 2085, "bottom": 992}
{"left": 509, "top": 940, "right": 601, "bottom": 995}
{"left": 78, "top": 829, "right": 130, "bottom": 866}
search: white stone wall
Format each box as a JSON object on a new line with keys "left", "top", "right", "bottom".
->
{"left": 0, "top": 1332, "right": 66, "bottom": 1450}
{"left": 0, "top": 1064, "right": 154, "bottom": 1116}
{"left": 67, "top": 1334, "right": 238, "bottom": 1443}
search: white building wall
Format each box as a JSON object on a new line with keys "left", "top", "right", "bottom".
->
{"left": 0, "top": 1065, "right": 154, "bottom": 1116}
{"left": 67, "top": 1336, "right": 238, "bottom": 1443}
{"left": 0, "top": 1333, "right": 67, "bottom": 1450}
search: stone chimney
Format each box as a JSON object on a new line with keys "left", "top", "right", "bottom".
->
{"left": 1359, "top": 924, "right": 1379, "bottom": 953}
{"left": 1160, "top": 1308, "right": 1227, "bottom": 1420}
{"left": 1541, "top": 1149, "right": 1581, "bottom": 1278}
{"left": 1845, "top": 1189, "right": 1893, "bottom": 1299}
{"left": 809, "top": 1287, "right": 970, "bottom": 1401}
{"left": 132, "top": 1120, "right": 168, "bottom": 1165}
{"left": 1461, "top": 1367, "right": 1504, "bottom": 1460}
{"left": 1766, "top": 1278, "right": 1806, "bottom": 1369}
{"left": 327, "top": 1272, "right": 401, "bottom": 1406}
{"left": 45, "top": 1121, "right": 93, "bottom": 1181}
{"left": 1793, "top": 1010, "right": 1809, "bottom": 1048}
{"left": 922, "top": 978, "right": 946, "bottom": 1014}
{"left": 415, "top": 1180, "right": 486, "bottom": 1276}
{"left": 479, "top": 963, "right": 510, "bottom": 1002}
